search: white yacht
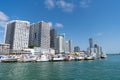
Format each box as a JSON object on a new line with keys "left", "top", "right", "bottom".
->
{"left": 36, "top": 54, "right": 49, "bottom": 62}
{"left": 101, "top": 54, "right": 107, "bottom": 58}
{"left": 52, "top": 54, "right": 64, "bottom": 61}
{"left": 75, "top": 56, "right": 85, "bottom": 60}
{"left": 18, "top": 54, "right": 36, "bottom": 62}
{"left": 0, "top": 55, "right": 18, "bottom": 62}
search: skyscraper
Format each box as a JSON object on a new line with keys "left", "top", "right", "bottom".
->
{"left": 29, "top": 21, "right": 50, "bottom": 48}
{"left": 65, "top": 40, "right": 72, "bottom": 53}
{"left": 50, "top": 29, "right": 57, "bottom": 49}
{"left": 94, "top": 44, "right": 100, "bottom": 58}
{"left": 5, "top": 20, "right": 30, "bottom": 50}
{"left": 89, "top": 38, "right": 94, "bottom": 54}
{"left": 56, "top": 34, "right": 65, "bottom": 54}
{"left": 89, "top": 38, "right": 93, "bottom": 48}
{"left": 69, "top": 40, "right": 72, "bottom": 52}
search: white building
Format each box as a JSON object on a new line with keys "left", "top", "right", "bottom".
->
{"left": 56, "top": 34, "right": 65, "bottom": 54}
{"left": 33, "top": 47, "right": 55, "bottom": 55}
{"left": 65, "top": 40, "right": 72, "bottom": 54}
{"left": 29, "top": 21, "right": 50, "bottom": 48}
{"left": 5, "top": 20, "right": 30, "bottom": 50}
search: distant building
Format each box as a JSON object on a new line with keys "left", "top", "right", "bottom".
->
{"left": 56, "top": 34, "right": 65, "bottom": 54}
{"left": 29, "top": 21, "right": 50, "bottom": 48}
{"left": 74, "top": 46, "right": 80, "bottom": 52}
{"left": 100, "top": 47, "right": 103, "bottom": 54}
{"left": 94, "top": 44, "right": 101, "bottom": 58}
{"left": 89, "top": 38, "right": 93, "bottom": 48}
{"left": 5, "top": 20, "right": 30, "bottom": 50}
{"left": 50, "top": 29, "right": 57, "bottom": 49}
{"left": 89, "top": 38, "right": 94, "bottom": 54}
{"left": 0, "top": 44, "right": 10, "bottom": 54}
{"left": 65, "top": 40, "right": 72, "bottom": 53}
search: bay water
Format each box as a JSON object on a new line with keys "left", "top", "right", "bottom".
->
{"left": 0, "top": 55, "right": 120, "bottom": 80}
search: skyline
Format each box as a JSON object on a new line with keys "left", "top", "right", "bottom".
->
{"left": 0, "top": 0, "right": 120, "bottom": 53}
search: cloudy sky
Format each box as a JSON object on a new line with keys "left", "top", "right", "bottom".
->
{"left": 0, "top": 0, "right": 120, "bottom": 53}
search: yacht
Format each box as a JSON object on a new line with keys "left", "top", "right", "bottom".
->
{"left": 52, "top": 54, "right": 64, "bottom": 61}
{"left": 101, "top": 54, "right": 107, "bottom": 59}
{"left": 84, "top": 55, "right": 95, "bottom": 60}
{"left": 18, "top": 54, "right": 36, "bottom": 62}
{"left": 36, "top": 54, "right": 49, "bottom": 62}
{"left": 64, "top": 55, "right": 75, "bottom": 61}
{"left": 1, "top": 55, "right": 18, "bottom": 62}
{"left": 75, "top": 56, "right": 85, "bottom": 61}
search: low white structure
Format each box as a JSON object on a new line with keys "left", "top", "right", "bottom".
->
{"left": 28, "top": 47, "right": 55, "bottom": 55}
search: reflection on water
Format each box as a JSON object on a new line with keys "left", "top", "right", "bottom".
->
{"left": 0, "top": 55, "right": 120, "bottom": 80}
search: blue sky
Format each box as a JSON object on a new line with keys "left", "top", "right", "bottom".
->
{"left": 0, "top": 0, "right": 120, "bottom": 53}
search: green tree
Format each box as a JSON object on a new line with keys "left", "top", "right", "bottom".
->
{"left": 28, "top": 45, "right": 35, "bottom": 49}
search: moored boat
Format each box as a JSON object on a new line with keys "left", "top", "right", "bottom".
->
{"left": 18, "top": 54, "right": 36, "bottom": 62}
{"left": 64, "top": 55, "right": 75, "bottom": 61}
{"left": 84, "top": 56, "right": 95, "bottom": 60}
{"left": 75, "top": 56, "right": 85, "bottom": 61}
{"left": 1, "top": 55, "right": 18, "bottom": 62}
{"left": 52, "top": 54, "right": 64, "bottom": 62}
{"left": 101, "top": 54, "right": 107, "bottom": 59}
{"left": 36, "top": 54, "right": 49, "bottom": 62}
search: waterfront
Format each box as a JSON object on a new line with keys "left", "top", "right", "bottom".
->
{"left": 0, "top": 55, "right": 120, "bottom": 80}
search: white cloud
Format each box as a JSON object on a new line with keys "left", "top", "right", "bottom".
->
{"left": 0, "top": 11, "right": 8, "bottom": 21}
{"left": 56, "top": 0, "right": 74, "bottom": 12}
{"left": 80, "top": 0, "right": 91, "bottom": 8}
{"left": 97, "top": 32, "right": 103, "bottom": 36}
{"left": 55, "top": 23, "right": 63, "bottom": 28}
{"left": 0, "top": 11, "right": 9, "bottom": 27}
{"left": 45, "top": 0, "right": 55, "bottom": 9}
{"left": 44, "top": 0, "right": 74, "bottom": 12}
{"left": 48, "top": 22, "right": 53, "bottom": 27}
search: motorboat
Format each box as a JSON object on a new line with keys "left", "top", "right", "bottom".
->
{"left": 52, "top": 54, "right": 64, "bottom": 61}
{"left": 36, "top": 54, "right": 49, "bottom": 62}
{"left": 18, "top": 54, "right": 36, "bottom": 62}
{"left": 64, "top": 55, "right": 75, "bottom": 61}
{"left": 84, "top": 55, "right": 95, "bottom": 60}
{"left": 101, "top": 54, "right": 107, "bottom": 59}
{"left": 1, "top": 55, "right": 18, "bottom": 62}
{"left": 75, "top": 56, "right": 85, "bottom": 61}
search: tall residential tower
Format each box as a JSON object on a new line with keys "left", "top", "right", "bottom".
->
{"left": 65, "top": 40, "right": 72, "bottom": 53}
{"left": 5, "top": 20, "right": 30, "bottom": 50}
{"left": 56, "top": 34, "right": 65, "bottom": 54}
{"left": 29, "top": 21, "right": 50, "bottom": 48}
{"left": 50, "top": 29, "right": 57, "bottom": 49}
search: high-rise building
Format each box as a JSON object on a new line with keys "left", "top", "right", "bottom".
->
{"left": 100, "top": 47, "right": 103, "bottom": 54}
{"left": 89, "top": 38, "right": 94, "bottom": 54}
{"left": 56, "top": 34, "right": 65, "bottom": 54}
{"left": 5, "top": 20, "right": 30, "bottom": 50}
{"left": 89, "top": 38, "right": 93, "bottom": 48}
{"left": 94, "top": 44, "right": 100, "bottom": 58}
{"left": 65, "top": 40, "right": 72, "bottom": 53}
{"left": 29, "top": 21, "right": 50, "bottom": 48}
{"left": 50, "top": 29, "right": 57, "bottom": 49}
{"left": 74, "top": 46, "right": 80, "bottom": 52}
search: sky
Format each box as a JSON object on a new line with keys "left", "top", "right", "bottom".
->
{"left": 0, "top": 0, "right": 120, "bottom": 53}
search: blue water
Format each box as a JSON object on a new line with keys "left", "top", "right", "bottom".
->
{"left": 0, "top": 55, "right": 120, "bottom": 80}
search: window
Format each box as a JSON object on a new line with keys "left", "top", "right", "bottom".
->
{"left": 34, "top": 33, "right": 37, "bottom": 39}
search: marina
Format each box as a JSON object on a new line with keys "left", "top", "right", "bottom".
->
{"left": 0, "top": 53, "right": 107, "bottom": 63}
